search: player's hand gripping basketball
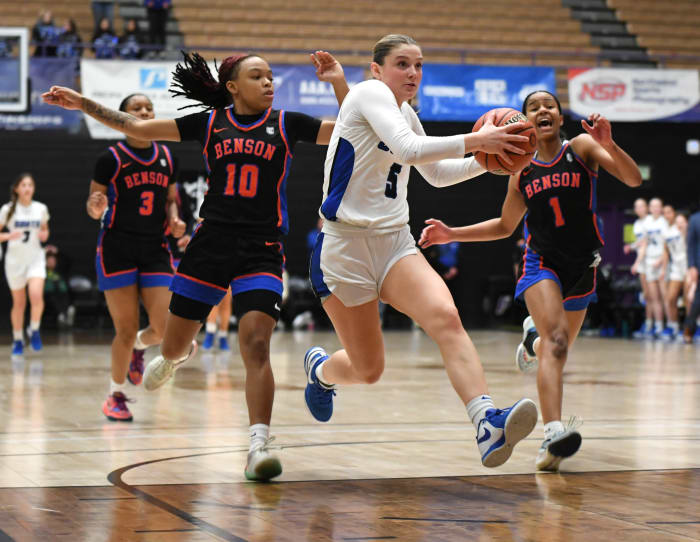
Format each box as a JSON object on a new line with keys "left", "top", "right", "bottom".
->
{"left": 581, "top": 113, "right": 613, "bottom": 148}
{"left": 169, "top": 216, "right": 187, "bottom": 239}
{"left": 87, "top": 191, "right": 108, "bottom": 218}
{"left": 418, "top": 218, "right": 452, "bottom": 249}
{"left": 473, "top": 114, "right": 528, "bottom": 167}
{"left": 311, "top": 51, "right": 344, "bottom": 84}
{"left": 41, "top": 86, "right": 84, "bottom": 110}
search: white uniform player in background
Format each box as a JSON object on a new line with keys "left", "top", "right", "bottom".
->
{"left": 626, "top": 198, "right": 652, "bottom": 338}
{"left": 633, "top": 197, "right": 666, "bottom": 339}
{"left": 0, "top": 173, "right": 50, "bottom": 358}
{"left": 303, "top": 34, "right": 539, "bottom": 469}
{"left": 660, "top": 209, "right": 688, "bottom": 341}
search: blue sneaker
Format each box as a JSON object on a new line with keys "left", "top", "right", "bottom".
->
{"left": 660, "top": 327, "right": 675, "bottom": 342}
{"left": 30, "top": 331, "right": 42, "bottom": 352}
{"left": 202, "top": 332, "right": 214, "bottom": 350}
{"left": 218, "top": 335, "right": 230, "bottom": 351}
{"left": 693, "top": 328, "right": 700, "bottom": 343}
{"left": 11, "top": 340, "right": 23, "bottom": 358}
{"left": 476, "top": 398, "right": 538, "bottom": 468}
{"left": 304, "top": 346, "right": 335, "bottom": 422}
{"left": 632, "top": 323, "right": 648, "bottom": 339}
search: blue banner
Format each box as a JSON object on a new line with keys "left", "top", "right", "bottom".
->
{"left": 418, "top": 64, "right": 556, "bottom": 121}
{"left": 269, "top": 64, "right": 365, "bottom": 118}
{"left": 0, "top": 58, "right": 82, "bottom": 131}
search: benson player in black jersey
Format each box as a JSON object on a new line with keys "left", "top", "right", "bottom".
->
{"left": 419, "top": 90, "right": 641, "bottom": 471}
{"left": 88, "top": 93, "right": 186, "bottom": 423}
{"left": 43, "top": 50, "right": 349, "bottom": 481}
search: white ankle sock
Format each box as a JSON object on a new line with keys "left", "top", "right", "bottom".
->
{"left": 654, "top": 320, "right": 664, "bottom": 333}
{"left": 30, "top": 321, "right": 40, "bottom": 332}
{"left": 13, "top": 329, "right": 22, "bottom": 342}
{"left": 205, "top": 322, "right": 217, "bottom": 334}
{"left": 133, "top": 329, "right": 148, "bottom": 350}
{"left": 249, "top": 423, "right": 269, "bottom": 452}
{"left": 645, "top": 318, "right": 652, "bottom": 329}
{"left": 217, "top": 330, "right": 228, "bottom": 339}
{"left": 110, "top": 378, "right": 125, "bottom": 395}
{"left": 669, "top": 321, "right": 679, "bottom": 332}
{"left": 466, "top": 395, "right": 496, "bottom": 430}
{"left": 314, "top": 361, "right": 334, "bottom": 388}
{"left": 544, "top": 420, "right": 565, "bottom": 440}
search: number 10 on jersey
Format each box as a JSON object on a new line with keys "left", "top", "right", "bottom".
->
{"left": 225, "top": 164, "right": 260, "bottom": 198}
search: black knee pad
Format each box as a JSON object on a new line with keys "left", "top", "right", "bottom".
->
{"left": 169, "top": 293, "right": 213, "bottom": 323}
{"left": 233, "top": 289, "right": 282, "bottom": 321}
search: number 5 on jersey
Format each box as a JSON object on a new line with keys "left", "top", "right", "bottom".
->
{"left": 385, "top": 163, "right": 402, "bottom": 199}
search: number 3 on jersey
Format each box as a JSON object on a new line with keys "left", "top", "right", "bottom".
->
{"left": 225, "top": 164, "right": 259, "bottom": 198}
{"left": 385, "top": 163, "right": 402, "bottom": 199}
{"left": 139, "top": 191, "right": 154, "bottom": 216}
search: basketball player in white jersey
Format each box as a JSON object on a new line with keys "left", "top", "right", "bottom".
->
{"left": 661, "top": 211, "right": 687, "bottom": 341}
{"left": 304, "top": 34, "right": 538, "bottom": 469}
{"left": 625, "top": 198, "right": 653, "bottom": 337}
{"left": 633, "top": 197, "right": 666, "bottom": 338}
{"left": 0, "top": 173, "right": 50, "bottom": 358}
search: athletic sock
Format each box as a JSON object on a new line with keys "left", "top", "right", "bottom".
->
{"left": 110, "top": 378, "right": 125, "bottom": 395}
{"left": 466, "top": 394, "right": 496, "bottom": 430}
{"left": 524, "top": 330, "right": 539, "bottom": 357}
{"left": 249, "top": 423, "right": 269, "bottom": 453}
{"left": 544, "top": 420, "right": 565, "bottom": 440}
{"left": 12, "top": 329, "right": 22, "bottom": 342}
{"left": 29, "top": 321, "right": 40, "bottom": 332}
{"left": 217, "top": 330, "right": 228, "bottom": 338}
{"left": 133, "top": 329, "right": 148, "bottom": 350}
{"left": 645, "top": 318, "right": 653, "bottom": 330}
{"left": 654, "top": 320, "right": 664, "bottom": 334}
{"left": 314, "top": 361, "right": 335, "bottom": 389}
{"left": 669, "top": 321, "right": 679, "bottom": 333}
{"left": 205, "top": 322, "right": 217, "bottom": 334}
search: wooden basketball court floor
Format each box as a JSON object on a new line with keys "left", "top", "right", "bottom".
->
{"left": 0, "top": 329, "right": 698, "bottom": 541}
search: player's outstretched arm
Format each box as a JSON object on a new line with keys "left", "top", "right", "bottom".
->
{"left": 42, "top": 86, "right": 181, "bottom": 142}
{"left": 575, "top": 114, "right": 641, "bottom": 187}
{"left": 418, "top": 174, "right": 526, "bottom": 248}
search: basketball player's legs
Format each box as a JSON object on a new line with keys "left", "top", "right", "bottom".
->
{"left": 9, "top": 288, "right": 26, "bottom": 338}
{"left": 26, "top": 277, "right": 45, "bottom": 327}
{"left": 159, "top": 312, "right": 203, "bottom": 361}
{"left": 380, "top": 252, "right": 487, "bottom": 403}
{"left": 317, "top": 295, "right": 385, "bottom": 385}
{"left": 219, "top": 289, "right": 232, "bottom": 333}
{"left": 639, "top": 274, "right": 653, "bottom": 323}
{"left": 380, "top": 252, "right": 537, "bottom": 467}
{"left": 103, "top": 285, "right": 140, "bottom": 383}
{"left": 665, "top": 280, "right": 682, "bottom": 325}
{"left": 237, "top": 310, "right": 276, "bottom": 425}
{"left": 646, "top": 278, "right": 665, "bottom": 334}
{"left": 138, "top": 286, "right": 170, "bottom": 347}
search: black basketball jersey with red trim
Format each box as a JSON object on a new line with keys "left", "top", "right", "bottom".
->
{"left": 181, "top": 107, "right": 294, "bottom": 236}
{"left": 518, "top": 141, "right": 603, "bottom": 264}
{"left": 98, "top": 142, "right": 174, "bottom": 237}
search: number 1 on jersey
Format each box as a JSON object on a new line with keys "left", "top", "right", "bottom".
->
{"left": 549, "top": 196, "right": 565, "bottom": 227}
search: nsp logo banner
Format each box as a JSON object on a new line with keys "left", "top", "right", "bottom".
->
{"left": 140, "top": 67, "right": 168, "bottom": 90}
{"left": 568, "top": 68, "right": 700, "bottom": 121}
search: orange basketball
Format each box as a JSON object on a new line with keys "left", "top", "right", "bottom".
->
{"left": 472, "top": 107, "right": 537, "bottom": 175}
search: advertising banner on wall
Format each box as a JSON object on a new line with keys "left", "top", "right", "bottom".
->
{"left": 81, "top": 59, "right": 365, "bottom": 139}
{"left": 417, "top": 64, "right": 556, "bottom": 122}
{"left": 568, "top": 68, "right": 700, "bottom": 122}
{"left": 0, "top": 58, "right": 82, "bottom": 131}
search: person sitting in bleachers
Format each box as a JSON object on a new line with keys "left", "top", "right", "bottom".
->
{"left": 32, "top": 11, "right": 61, "bottom": 57}
{"left": 92, "top": 17, "right": 118, "bottom": 59}
{"left": 119, "top": 19, "right": 145, "bottom": 60}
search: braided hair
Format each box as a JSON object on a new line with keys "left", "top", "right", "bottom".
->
{"left": 6, "top": 173, "right": 33, "bottom": 221}
{"left": 170, "top": 51, "right": 257, "bottom": 111}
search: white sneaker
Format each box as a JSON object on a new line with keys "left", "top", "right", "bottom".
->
{"left": 535, "top": 421, "right": 582, "bottom": 472}
{"left": 244, "top": 438, "right": 282, "bottom": 481}
{"left": 516, "top": 315, "right": 538, "bottom": 373}
{"left": 143, "top": 340, "right": 197, "bottom": 391}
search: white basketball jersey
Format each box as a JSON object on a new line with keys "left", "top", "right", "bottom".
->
{"left": 632, "top": 217, "right": 646, "bottom": 249}
{"left": 644, "top": 215, "right": 668, "bottom": 261}
{"left": 320, "top": 79, "right": 482, "bottom": 234}
{"left": 664, "top": 224, "right": 686, "bottom": 266}
{"left": 0, "top": 201, "right": 50, "bottom": 261}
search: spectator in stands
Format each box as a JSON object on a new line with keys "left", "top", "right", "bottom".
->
{"left": 57, "top": 19, "right": 83, "bottom": 61}
{"left": 145, "top": 0, "right": 171, "bottom": 58}
{"left": 119, "top": 19, "right": 145, "bottom": 60}
{"left": 32, "top": 11, "right": 61, "bottom": 57}
{"left": 92, "top": 17, "right": 119, "bottom": 59}
{"left": 91, "top": 1, "right": 115, "bottom": 34}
